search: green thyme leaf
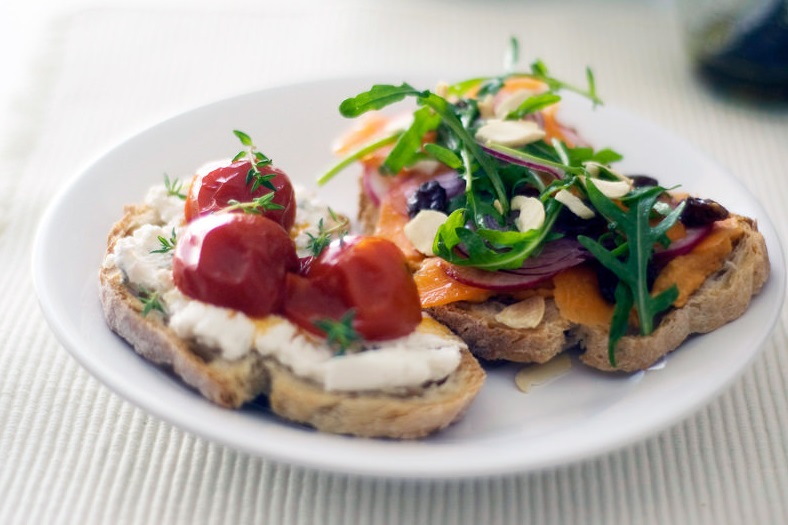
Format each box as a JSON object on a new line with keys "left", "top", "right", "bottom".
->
{"left": 233, "top": 129, "right": 254, "bottom": 147}
{"left": 138, "top": 288, "right": 166, "bottom": 317}
{"left": 305, "top": 210, "right": 350, "bottom": 257}
{"left": 164, "top": 174, "right": 187, "bottom": 200}
{"left": 224, "top": 193, "right": 284, "bottom": 215}
{"left": 150, "top": 228, "right": 177, "bottom": 254}
{"left": 314, "top": 310, "right": 361, "bottom": 355}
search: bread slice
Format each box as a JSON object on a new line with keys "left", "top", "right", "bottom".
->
{"left": 99, "top": 204, "right": 485, "bottom": 439}
{"left": 359, "top": 190, "right": 770, "bottom": 372}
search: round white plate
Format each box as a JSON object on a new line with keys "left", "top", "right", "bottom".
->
{"left": 33, "top": 76, "right": 785, "bottom": 478}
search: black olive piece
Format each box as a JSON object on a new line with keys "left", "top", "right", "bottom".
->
{"left": 406, "top": 180, "right": 448, "bottom": 218}
{"left": 595, "top": 262, "right": 661, "bottom": 304}
{"left": 680, "top": 197, "right": 730, "bottom": 227}
{"left": 628, "top": 174, "right": 660, "bottom": 188}
{"left": 552, "top": 207, "right": 608, "bottom": 238}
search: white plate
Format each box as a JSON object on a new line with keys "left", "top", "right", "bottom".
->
{"left": 33, "top": 76, "right": 785, "bottom": 478}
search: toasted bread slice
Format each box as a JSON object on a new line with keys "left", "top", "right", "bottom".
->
{"left": 359, "top": 189, "right": 770, "bottom": 372}
{"left": 100, "top": 204, "right": 485, "bottom": 439}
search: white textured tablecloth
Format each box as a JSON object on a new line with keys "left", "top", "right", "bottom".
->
{"left": 2, "top": 2, "right": 788, "bottom": 523}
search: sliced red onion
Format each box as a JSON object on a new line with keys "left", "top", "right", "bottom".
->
{"left": 653, "top": 225, "right": 713, "bottom": 262}
{"left": 444, "top": 263, "right": 555, "bottom": 292}
{"left": 443, "top": 239, "right": 588, "bottom": 291}
{"left": 479, "top": 143, "right": 565, "bottom": 180}
{"left": 503, "top": 239, "right": 588, "bottom": 275}
{"left": 361, "top": 165, "right": 390, "bottom": 207}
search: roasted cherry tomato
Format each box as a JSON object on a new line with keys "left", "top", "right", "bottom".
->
{"left": 173, "top": 213, "right": 298, "bottom": 317}
{"left": 288, "top": 235, "right": 422, "bottom": 341}
{"left": 184, "top": 160, "right": 297, "bottom": 231}
{"left": 283, "top": 273, "right": 348, "bottom": 337}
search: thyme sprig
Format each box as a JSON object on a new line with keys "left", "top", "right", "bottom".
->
{"left": 314, "top": 310, "right": 361, "bottom": 355}
{"left": 305, "top": 209, "right": 350, "bottom": 257}
{"left": 223, "top": 193, "right": 284, "bottom": 215}
{"left": 232, "top": 129, "right": 276, "bottom": 193}
{"left": 138, "top": 288, "right": 166, "bottom": 317}
{"left": 150, "top": 228, "right": 177, "bottom": 254}
{"left": 164, "top": 174, "right": 187, "bottom": 200}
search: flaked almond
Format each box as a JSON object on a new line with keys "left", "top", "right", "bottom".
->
{"left": 511, "top": 195, "right": 545, "bottom": 232}
{"left": 435, "top": 81, "right": 449, "bottom": 99}
{"left": 515, "top": 354, "right": 572, "bottom": 393}
{"left": 475, "top": 120, "right": 545, "bottom": 148}
{"left": 582, "top": 177, "right": 632, "bottom": 199}
{"left": 403, "top": 209, "right": 448, "bottom": 256}
{"left": 554, "top": 189, "right": 595, "bottom": 219}
{"left": 494, "top": 295, "right": 546, "bottom": 329}
{"left": 494, "top": 89, "right": 538, "bottom": 119}
{"left": 477, "top": 94, "right": 495, "bottom": 120}
{"left": 583, "top": 161, "right": 629, "bottom": 181}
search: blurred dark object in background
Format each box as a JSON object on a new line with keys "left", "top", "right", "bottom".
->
{"left": 679, "top": 0, "right": 788, "bottom": 101}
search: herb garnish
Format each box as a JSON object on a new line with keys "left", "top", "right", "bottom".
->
{"left": 138, "top": 288, "right": 166, "bottom": 317}
{"left": 314, "top": 310, "right": 361, "bottom": 355}
{"left": 577, "top": 182, "right": 685, "bottom": 365}
{"left": 232, "top": 129, "right": 277, "bottom": 193}
{"left": 223, "top": 194, "right": 285, "bottom": 215}
{"left": 319, "top": 39, "right": 683, "bottom": 366}
{"left": 164, "top": 174, "right": 187, "bottom": 200}
{"left": 305, "top": 208, "right": 350, "bottom": 257}
{"left": 150, "top": 228, "right": 177, "bottom": 254}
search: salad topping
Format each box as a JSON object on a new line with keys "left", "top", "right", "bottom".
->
{"left": 321, "top": 38, "right": 734, "bottom": 366}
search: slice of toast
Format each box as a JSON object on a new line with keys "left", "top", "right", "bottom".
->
{"left": 99, "top": 204, "right": 485, "bottom": 439}
{"left": 359, "top": 190, "right": 770, "bottom": 372}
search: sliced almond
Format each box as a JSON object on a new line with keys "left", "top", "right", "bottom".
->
{"left": 554, "top": 189, "right": 595, "bottom": 219}
{"left": 403, "top": 209, "right": 448, "bottom": 256}
{"left": 583, "top": 161, "right": 629, "bottom": 182}
{"left": 494, "top": 295, "right": 546, "bottom": 329}
{"left": 475, "top": 120, "right": 546, "bottom": 148}
{"left": 435, "top": 81, "right": 449, "bottom": 99}
{"left": 511, "top": 195, "right": 545, "bottom": 232}
{"left": 477, "top": 94, "right": 495, "bottom": 120}
{"left": 515, "top": 354, "right": 572, "bottom": 393}
{"left": 583, "top": 177, "right": 632, "bottom": 199}
{"left": 494, "top": 89, "right": 538, "bottom": 119}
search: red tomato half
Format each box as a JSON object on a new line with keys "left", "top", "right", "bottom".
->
{"left": 291, "top": 235, "right": 422, "bottom": 341}
{"left": 173, "top": 213, "right": 298, "bottom": 317}
{"left": 184, "top": 160, "right": 297, "bottom": 232}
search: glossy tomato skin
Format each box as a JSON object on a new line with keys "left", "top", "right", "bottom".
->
{"left": 302, "top": 235, "right": 422, "bottom": 341}
{"left": 283, "top": 273, "right": 348, "bottom": 337}
{"left": 173, "top": 213, "right": 298, "bottom": 317}
{"left": 184, "top": 160, "right": 297, "bottom": 231}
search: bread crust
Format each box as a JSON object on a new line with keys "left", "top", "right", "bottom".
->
{"left": 359, "top": 187, "right": 770, "bottom": 372}
{"left": 99, "top": 204, "right": 485, "bottom": 438}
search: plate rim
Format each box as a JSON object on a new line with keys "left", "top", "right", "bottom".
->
{"left": 32, "top": 75, "right": 787, "bottom": 478}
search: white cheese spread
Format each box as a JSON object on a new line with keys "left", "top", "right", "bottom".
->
{"left": 107, "top": 179, "right": 464, "bottom": 393}
{"left": 255, "top": 316, "right": 462, "bottom": 392}
{"left": 104, "top": 223, "right": 176, "bottom": 292}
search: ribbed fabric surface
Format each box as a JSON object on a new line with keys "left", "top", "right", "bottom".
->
{"left": 1, "top": 2, "right": 787, "bottom": 523}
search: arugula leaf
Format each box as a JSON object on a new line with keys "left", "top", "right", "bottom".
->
{"left": 424, "top": 143, "right": 463, "bottom": 169}
{"left": 338, "top": 83, "right": 421, "bottom": 117}
{"left": 577, "top": 181, "right": 685, "bottom": 364}
{"left": 381, "top": 106, "right": 441, "bottom": 174}
{"left": 317, "top": 132, "right": 400, "bottom": 186}
{"left": 506, "top": 93, "right": 562, "bottom": 119}
{"left": 434, "top": 199, "right": 562, "bottom": 270}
